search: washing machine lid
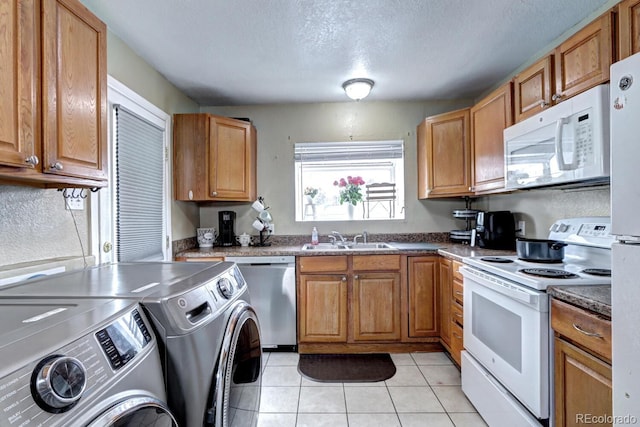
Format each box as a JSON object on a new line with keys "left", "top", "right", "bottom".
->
{"left": 0, "top": 262, "right": 232, "bottom": 300}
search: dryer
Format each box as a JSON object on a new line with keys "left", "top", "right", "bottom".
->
{"left": 0, "top": 262, "right": 262, "bottom": 427}
{"left": 0, "top": 298, "right": 175, "bottom": 426}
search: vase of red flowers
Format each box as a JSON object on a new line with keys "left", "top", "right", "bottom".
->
{"left": 333, "top": 176, "right": 365, "bottom": 218}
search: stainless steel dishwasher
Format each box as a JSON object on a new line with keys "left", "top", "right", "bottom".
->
{"left": 225, "top": 255, "right": 296, "bottom": 351}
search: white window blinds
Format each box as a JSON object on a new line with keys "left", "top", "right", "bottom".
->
{"left": 294, "top": 140, "right": 403, "bottom": 162}
{"left": 115, "top": 106, "right": 165, "bottom": 262}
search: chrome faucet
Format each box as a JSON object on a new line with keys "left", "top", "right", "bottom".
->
{"left": 331, "top": 231, "right": 346, "bottom": 243}
{"left": 363, "top": 230, "right": 368, "bottom": 244}
{"left": 328, "top": 235, "right": 337, "bottom": 245}
{"left": 353, "top": 235, "right": 363, "bottom": 244}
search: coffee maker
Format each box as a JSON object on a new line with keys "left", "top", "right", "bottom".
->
{"left": 218, "top": 211, "right": 236, "bottom": 246}
{"left": 475, "top": 210, "right": 516, "bottom": 250}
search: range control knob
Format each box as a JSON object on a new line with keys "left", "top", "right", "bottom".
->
{"left": 558, "top": 223, "right": 569, "bottom": 232}
{"left": 217, "top": 277, "right": 235, "bottom": 299}
{"left": 32, "top": 356, "right": 87, "bottom": 413}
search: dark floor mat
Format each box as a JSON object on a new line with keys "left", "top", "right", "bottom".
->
{"left": 298, "top": 353, "right": 396, "bottom": 383}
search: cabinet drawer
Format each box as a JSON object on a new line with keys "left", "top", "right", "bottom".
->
{"left": 298, "top": 256, "right": 348, "bottom": 273}
{"left": 451, "top": 301, "right": 463, "bottom": 327}
{"left": 551, "top": 299, "right": 611, "bottom": 362}
{"left": 452, "top": 260, "right": 464, "bottom": 281}
{"left": 353, "top": 255, "right": 401, "bottom": 271}
{"left": 452, "top": 279, "right": 464, "bottom": 306}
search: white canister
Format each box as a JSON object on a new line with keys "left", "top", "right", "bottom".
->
{"left": 197, "top": 228, "right": 217, "bottom": 248}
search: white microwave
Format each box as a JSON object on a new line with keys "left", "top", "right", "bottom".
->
{"left": 504, "top": 84, "right": 610, "bottom": 190}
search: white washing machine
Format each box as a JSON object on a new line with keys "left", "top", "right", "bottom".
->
{"left": 0, "top": 262, "right": 262, "bottom": 427}
{"left": 0, "top": 297, "right": 176, "bottom": 426}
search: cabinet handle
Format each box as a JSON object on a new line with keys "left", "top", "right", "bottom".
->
{"left": 454, "top": 291, "right": 463, "bottom": 296}
{"left": 552, "top": 93, "right": 564, "bottom": 102}
{"left": 354, "top": 275, "right": 359, "bottom": 279}
{"left": 572, "top": 323, "right": 602, "bottom": 338}
{"left": 342, "top": 276, "right": 347, "bottom": 282}
{"left": 454, "top": 312, "right": 463, "bottom": 318}
{"left": 211, "top": 191, "right": 218, "bottom": 197}
{"left": 50, "top": 162, "right": 63, "bottom": 171}
{"left": 452, "top": 333, "right": 463, "bottom": 339}
{"left": 539, "top": 100, "right": 549, "bottom": 108}
{"left": 25, "top": 155, "right": 39, "bottom": 166}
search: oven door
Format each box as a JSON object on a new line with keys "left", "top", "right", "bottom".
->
{"left": 461, "top": 266, "right": 549, "bottom": 419}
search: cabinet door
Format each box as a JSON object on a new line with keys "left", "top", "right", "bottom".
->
{"left": 554, "top": 337, "right": 612, "bottom": 427}
{"left": 209, "top": 116, "right": 256, "bottom": 201}
{"left": 513, "top": 56, "right": 553, "bottom": 123}
{"left": 407, "top": 257, "right": 439, "bottom": 338}
{"left": 471, "top": 82, "right": 513, "bottom": 193}
{"left": 0, "top": 0, "right": 38, "bottom": 170}
{"left": 554, "top": 13, "right": 613, "bottom": 102}
{"left": 298, "top": 274, "right": 347, "bottom": 343}
{"left": 351, "top": 272, "right": 401, "bottom": 341}
{"left": 173, "top": 114, "right": 210, "bottom": 200}
{"left": 438, "top": 258, "right": 452, "bottom": 346}
{"left": 42, "top": 0, "right": 107, "bottom": 181}
{"left": 417, "top": 108, "right": 471, "bottom": 198}
{"left": 619, "top": 0, "right": 640, "bottom": 60}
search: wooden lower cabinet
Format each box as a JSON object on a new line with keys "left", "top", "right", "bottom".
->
{"left": 554, "top": 337, "right": 612, "bottom": 426}
{"left": 437, "top": 258, "right": 452, "bottom": 346}
{"left": 352, "top": 272, "right": 401, "bottom": 341}
{"left": 298, "top": 274, "right": 348, "bottom": 343}
{"left": 552, "top": 298, "right": 612, "bottom": 426}
{"left": 297, "top": 254, "right": 442, "bottom": 353}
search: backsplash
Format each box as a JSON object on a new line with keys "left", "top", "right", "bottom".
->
{"left": 0, "top": 185, "right": 91, "bottom": 268}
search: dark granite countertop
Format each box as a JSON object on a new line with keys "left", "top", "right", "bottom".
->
{"left": 547, "top": 285, "right": 611, "bottom": 318}
{"left": 175, "top": 241, "right": 515, "bottom": 260}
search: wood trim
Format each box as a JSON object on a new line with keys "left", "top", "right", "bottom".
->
{"left": 298, "top": 341, "right": 442, "bottom": 354}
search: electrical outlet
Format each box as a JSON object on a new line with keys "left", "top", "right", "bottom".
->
{"left": 65, "top": 194, "right": 84, "bottom": 210}
{"left": 517, "top": 220, "right": 526, "bottom": 237}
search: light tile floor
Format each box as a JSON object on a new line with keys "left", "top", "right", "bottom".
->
{"left": 257, "top": 352, "right": 487, "bottom": 427}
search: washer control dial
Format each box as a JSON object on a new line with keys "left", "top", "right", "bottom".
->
{"left": 217, "top": 277, "right": 235, "bottom": 299}
{"left": 33, "top": 356, "right": 87, "bottom": 412}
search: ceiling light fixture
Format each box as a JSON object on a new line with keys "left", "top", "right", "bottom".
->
{"left": 342, "top": 78, "right": 374, "bottom": 101}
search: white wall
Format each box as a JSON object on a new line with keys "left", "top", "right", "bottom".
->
{"left": 200, "top": 100, "right": 474, "bottom": 236}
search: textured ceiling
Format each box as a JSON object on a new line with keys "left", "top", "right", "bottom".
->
{"left": 80, "top": 0, "right": 612, "bottom": 106}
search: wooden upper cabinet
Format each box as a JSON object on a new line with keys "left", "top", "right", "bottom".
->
{"left": 513, "top": 56, "right": 553, "bottom": 122}
{"left": 470, "top": 82, "right": 513, "bottom": 193}
{"left": 619, "top": 0, "right": 640, "bottom": 60}
{"left": 417, "top": 108, "right": 471, "bottom": 198}
{"left": 554, "top": 12, "right": 614, "bottom": 103}
{"left": 42, "top": 0, "right": 107, "bottom": 181}
{"left": 0, "top": 0, "right": 38, "bottom": 170}
{"left": 209, "top": 116, "right": 256, "bottom": 200}
{"left": 173, "top": 113, "right": 257, "bottom": 202}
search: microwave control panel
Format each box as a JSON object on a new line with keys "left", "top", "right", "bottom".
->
{"left": 573, "top": 110, "right": 594, "bottom": 167}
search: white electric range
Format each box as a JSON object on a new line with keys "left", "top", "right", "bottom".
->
{"left": 460, "top": 217, "right": 613, "bottom": 427}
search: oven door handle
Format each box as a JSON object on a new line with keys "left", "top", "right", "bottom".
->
{"left": 460, "top": 267, "right": 537, "bottom": 306}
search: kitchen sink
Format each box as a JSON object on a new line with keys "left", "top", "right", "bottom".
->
{"left": 300, "top": 242, "right": 397, "bottom": 251}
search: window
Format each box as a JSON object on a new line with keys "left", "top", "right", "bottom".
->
{"left": 294, "top": 140, "right": 404, "bottom": 221}
{"left": 92, "top": 77, "right": 171, "bottom": 264}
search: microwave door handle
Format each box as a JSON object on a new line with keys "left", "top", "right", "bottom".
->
{"left": 555, "top": 117, "right": 575, "bottom": 171}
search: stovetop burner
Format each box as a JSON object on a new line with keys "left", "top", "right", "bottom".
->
{"left": 581, "top": 268, "right": 612, "bottom": 277}
{"left": 519, "top": 268, "right": 579, "bottom": 279}
{"left": 480, "top": 257, "right": 514, "bottom": 263}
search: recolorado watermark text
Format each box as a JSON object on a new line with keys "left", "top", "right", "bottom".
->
{"left": 576, "top": 413, "right": 638, "bottom": 424}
